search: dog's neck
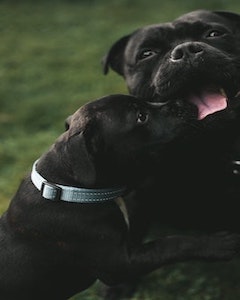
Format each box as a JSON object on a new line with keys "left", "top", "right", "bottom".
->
{"left": 30, "top": 155, "right": 130, "bottom": 228}
{"left": 31, "top": 158, "right": 127, "bottom": 203}
{"left": 29, "top": 134, "right": 134, "bottom": 202}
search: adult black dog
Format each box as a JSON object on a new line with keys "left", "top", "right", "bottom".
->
{"left": 2, "top": 94, "right": 239, "bottom": 299}
{"left": 103, "top": 10, "right": 240, "bottom": 232}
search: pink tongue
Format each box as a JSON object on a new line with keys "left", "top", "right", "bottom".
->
{"left": 190, "top": 90, "right": 227, "bottom": 120}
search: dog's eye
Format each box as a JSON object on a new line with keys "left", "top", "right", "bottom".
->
{"left": 206, "top": 30, "right": 224, "bottom": 38}
{"left": 136, "top": 112, "right": 148, "bottom": 124}
{"left": 138, "top": 49, "right": 156, "bottom": 60}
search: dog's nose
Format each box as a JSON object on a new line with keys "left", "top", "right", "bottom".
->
{"left": 170, "top": 42, "right": 204, "bottom": 61}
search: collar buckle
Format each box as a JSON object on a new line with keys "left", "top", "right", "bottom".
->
{"left": 41, "top": 181, "right": 62, "bottom": 201}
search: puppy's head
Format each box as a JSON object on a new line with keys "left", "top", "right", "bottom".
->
{"left": 62, "top": 94, "right": 194, "bottom": 187}
{"left": 103, "top": 10, "right": 240, "bottom": 121}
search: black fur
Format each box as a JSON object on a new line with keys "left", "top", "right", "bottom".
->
{"left": 2, "top": 94, "right": 239, "bottom": 299}
{"left": 102, "top": 10, "right": 240, "bottom": 298}
{"left": 103, "top": 9, "right": 240, "bottom": 231}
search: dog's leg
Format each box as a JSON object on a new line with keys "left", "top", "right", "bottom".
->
{"left": 98, "top": 232, "right": 240, "bottom": 300}
{"left": 125, "top": 232, "right": 240, "bottom": 276}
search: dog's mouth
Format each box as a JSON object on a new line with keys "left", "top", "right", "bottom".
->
{"left": 187, "top": 86, "right": 227, "bottom": 120}
{"left": 153, "top": 83, "right": 240, "bottom": 120}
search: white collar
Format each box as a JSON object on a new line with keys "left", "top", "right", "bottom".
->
{"left": 31, "top": 159, "right": 127, "bottom": 203}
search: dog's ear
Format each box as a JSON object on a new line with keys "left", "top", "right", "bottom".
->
{"left": 102, "top": 34, "right": 131, "bottom": 75}
{"left": 214, "top": 11, "right": 240, "bottom": 26}
{"left": 60, "top": 108, "right": 98, "bottom": 186}
{"left": 65, "top": 130, "right": 97, "bottom": 187}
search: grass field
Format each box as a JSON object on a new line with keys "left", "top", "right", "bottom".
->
{"left": 1, "top": 0, "right": 240, "bottom": 299}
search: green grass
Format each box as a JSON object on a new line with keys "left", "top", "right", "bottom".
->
{"left": 1, "top": 0, "right": 240, "bottom": 299}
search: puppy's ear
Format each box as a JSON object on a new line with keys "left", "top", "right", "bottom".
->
{"left": 102, "top": 34, "right": 131, "bottom": 75}
{"left": 67, "top": 131, "right": 97, "bottom": 187}
{"left": 214, "top": 11, "right": 240, "bottom": 26}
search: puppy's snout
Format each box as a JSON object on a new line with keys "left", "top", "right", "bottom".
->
{"left": 170, "top": 42, "right": 204, "bottom": 61}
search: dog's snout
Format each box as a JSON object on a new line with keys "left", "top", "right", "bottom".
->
{"left": 170, "top": 42, "right": 204, "bottom": 61}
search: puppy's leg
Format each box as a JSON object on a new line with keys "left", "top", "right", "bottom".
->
{"left": 125, "top": 232, "right": 240, "bottom": 276}
{"left": 99, "top": 232, "right": 240, "bottom": 300}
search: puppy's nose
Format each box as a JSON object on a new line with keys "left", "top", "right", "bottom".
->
{"left": 170, "top": 42, "right": 204, "bottom": 61}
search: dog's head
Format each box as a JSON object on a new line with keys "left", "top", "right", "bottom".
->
{"left": 58, "top": 94, "right": 194, "bottom": 187}
{"left": 103, "top": 10, "right": 240, "bottom": 121}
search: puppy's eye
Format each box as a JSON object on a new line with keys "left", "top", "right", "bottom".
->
{"left": 138, "top": 49, "right": 157, "bottom": 60}
{"left": 206, "top": 30, "right": 224, "bottom": 38}
{"left": 136, "top": 112, "right": 148, "bottom": 124}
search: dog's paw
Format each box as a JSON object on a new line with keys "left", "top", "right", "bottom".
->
{"left": 199, "top": 231, "right": 240, "bottom": 261}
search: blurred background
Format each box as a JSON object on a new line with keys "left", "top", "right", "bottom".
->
{"left": 1, "top": 0, "right": 240, "bottom": 299}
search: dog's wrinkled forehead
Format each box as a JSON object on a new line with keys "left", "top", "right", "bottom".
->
{"left": 131, "top": 10, "right": 237, "bottom": 42}
{"left": 174, "top": 10, "right": 223, "bottom": 23}
{"left": 174, "top": 10, "right": 240, "bottom": 34}
{"left": 127, "top": 24, "right": 172, "bottom": 47}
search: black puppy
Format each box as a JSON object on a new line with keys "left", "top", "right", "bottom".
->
{"left": 1, "top": 94, "right": 240, "bottom": 300}
{"left": 103, "top": 10, "right": 240, "bottom": 231}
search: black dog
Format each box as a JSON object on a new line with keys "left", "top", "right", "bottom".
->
{"left": 2, "top": 94, "right": 239, "bottom": 299}
{"left": 103, "top": 10, "right": 240, "bottom": 232}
